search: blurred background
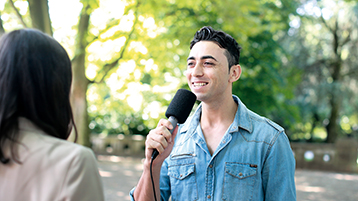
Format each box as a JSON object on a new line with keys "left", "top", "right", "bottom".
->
{"left": 1, "top": 0, "right": 357, "bottom": 200}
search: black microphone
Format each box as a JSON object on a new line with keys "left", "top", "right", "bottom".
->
{"left": 151, "top": 89, "right": 197, "bottom": 160}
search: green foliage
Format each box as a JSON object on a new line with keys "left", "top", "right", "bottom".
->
{"left": 283, "top": 0, "right": 358, "bottom": 142}
{"left": 85, "top": 0, "right": 304, "bottom": 137}
{"left": 9, "top": 0, "right": 356, "bottom": 143}
{"left": 87, "top": 83, "right": 150, "bottom": 135}
{"left": 80, "top": 0, "right": 99, "bottom": 10}
{"left": 234, "top": 29, "right": 301, "bottom": 135}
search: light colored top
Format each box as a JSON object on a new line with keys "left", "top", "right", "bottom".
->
{"left": 0, "top": 118, "right": 104, "bottom": 201}
{"left": 131, "top": 95, "right": 296, "bottom": 200}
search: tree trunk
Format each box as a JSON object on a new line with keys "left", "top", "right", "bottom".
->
{"left": 27, "top": 0, "right": 52, "bottom": 35}
{"left": 326, "top": 94, "right": 340, "bottom": 143}
{"left": 325, "top": 59, "right": 342, "bottom": 143}
{"left": 69, "top": 4, "right": 91, "bottom": 147}
{"left": 24, "top": 0, "right": 92, "bottom": 146}
{"left": 325, "top": 20, "right": 342, "bottom": 143}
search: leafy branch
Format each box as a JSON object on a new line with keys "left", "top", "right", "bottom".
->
{"left": 8, "top": 0, "right": 28, "bottom": 28}
{"left": 91, "top": 0, "right": 140, "bottom": 83}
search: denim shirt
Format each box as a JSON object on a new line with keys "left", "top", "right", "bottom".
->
{"left": 130, "top": 95, "right": 296, "bottom": 201}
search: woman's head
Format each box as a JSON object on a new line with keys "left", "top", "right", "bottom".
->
{"left": 0, "top": 29, "right": 75, "bottom": 164}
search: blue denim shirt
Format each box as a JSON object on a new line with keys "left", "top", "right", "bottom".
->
{"left": 131, "top": 95, "right": 296, "bottom": 201}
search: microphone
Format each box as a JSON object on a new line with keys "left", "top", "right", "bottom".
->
{"left": 151, "top": 89, "right": 197, "bottom": 160}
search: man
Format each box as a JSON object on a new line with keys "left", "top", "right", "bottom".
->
{"left": 131, "top": 26, "right": 296, "bottom": 200}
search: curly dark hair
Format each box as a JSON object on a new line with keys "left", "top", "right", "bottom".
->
{"left": 190, "top": 26, "right": 241, "bottom": 70}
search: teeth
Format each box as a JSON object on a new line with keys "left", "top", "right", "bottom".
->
{"left": 193, "top": 83, "right": 207, "bottom": 87}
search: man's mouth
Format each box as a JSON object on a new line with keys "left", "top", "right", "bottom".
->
{"left": 193, "top": 82, "right": 208, "bottom": 87}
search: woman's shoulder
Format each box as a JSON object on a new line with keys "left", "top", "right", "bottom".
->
{"left": 17, "top": 118, "right": 95, "bottom": 164}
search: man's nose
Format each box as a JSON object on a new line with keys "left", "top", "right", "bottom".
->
{"left": 192, "top": 64, "right": 204, "bottom": 77}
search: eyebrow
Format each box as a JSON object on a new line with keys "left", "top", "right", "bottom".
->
{"left": 187, "top": 55, "right": 218, "bottom": 61}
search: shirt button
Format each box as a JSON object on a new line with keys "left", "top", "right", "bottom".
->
{"left": 209, "top": 165, "right": 213, "bottom": 168}
{"left": 239, "top": 172, "right": 243, "bottom": 176}
{"left": 180, "top": 174, "right": 183, "bottom": 177}
{"left": 222, "top": 140, "right": 226, "bottom": 143}
{"left": 207, "top": 195, "right": 211, "bottom": 199}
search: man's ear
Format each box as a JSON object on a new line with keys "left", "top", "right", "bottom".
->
{"left": 229, "top": 64, "right": 241, "bottom": 83}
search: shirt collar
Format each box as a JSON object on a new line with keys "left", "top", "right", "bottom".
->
{"left": 180, "top": 95, "right": 253, "bottom": 134}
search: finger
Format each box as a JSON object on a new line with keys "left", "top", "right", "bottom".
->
{"left": 149, "top": 139, "right": 165, "bottom": 153}
{"left": 150, "top": 132, "right": 169, "bottom": 150}
{"left": 157, "top": 119, "right": 174, "bottom": 131}
{"left": 145, "top": 135, "right": 164, "bottom": 156}
{"left": 158, "top": 125, "right": 174, "bottom": 143}
{"left": 145, "top": 129, "right": 169, "bottom": 154}
{"left": 152, "top": 124, "right": 174, "bottom": 144}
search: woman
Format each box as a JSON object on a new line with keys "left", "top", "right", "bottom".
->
{"left": 0, "top": 29, "right": 104, "bottom": 201}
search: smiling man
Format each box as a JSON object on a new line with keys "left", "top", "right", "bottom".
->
{"left": 131, "top": 26, "right": 296, "bottom": 201}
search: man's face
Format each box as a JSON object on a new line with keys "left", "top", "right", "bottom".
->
{"left": 185, "top": 41, "right": 233, "bottom": 103}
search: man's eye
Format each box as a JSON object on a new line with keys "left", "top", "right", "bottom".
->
{"left": 187, "top": 62, "right": 194, "bottom": 67}
{"left": 204, "top": 62, "right": 214, "bottom": 66}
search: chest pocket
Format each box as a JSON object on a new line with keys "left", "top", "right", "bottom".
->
{"left": 225, "top": 163, "right": 256, "bottom": 180}
{"left": 168, "top": 163, "right": 198, "bottom": 201}
{"left": 222, "top": 163, "right": 257, "bottom": 201}
{"left": 168, "top": 163, "right": 195, "bottom": 180}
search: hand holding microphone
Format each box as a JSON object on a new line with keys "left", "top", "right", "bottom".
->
{"left": 148, "top": 89, "right": 196, "bottom": 160}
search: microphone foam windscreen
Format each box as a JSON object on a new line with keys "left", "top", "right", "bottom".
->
{"left": 165, "top": 89, "right": 197, "bottom": 124}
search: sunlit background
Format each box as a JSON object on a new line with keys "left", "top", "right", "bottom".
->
{"left": 1, "top": 0, "right": 357, "bottom": 149}
{"left": 1, "top": 0, "right": 358, "bottom": 200}
{"left": 1, "top": 0, "right": 357, "bottom": 154}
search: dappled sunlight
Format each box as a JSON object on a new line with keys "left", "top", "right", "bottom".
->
{"left": 295, "top": 169, "right": 358, "bottom": 201}
{"left": 296, "top": 185, "right": 326, "bottom": 193}
{"left": 141, "top": 58, "right": 158, "bottom": 72}
{"left": 333, "top": 173, "right": 358, "bottom": 181}
{"left": 91, "top": 0, "right": 126, "bottom": 26}
{"left": 99, "top": 170, "right": 113, "bottom": 177}
{"left": 116, "top": 192, "right": 131, "bottom": 201}
{"left": 88, "top": 37, "right": 127, "bottom": 61}
{"left": 127, "top": 93, "right": 143, "bottom": 112}
{"left": 143, "top": 101, "right": 162, "bottom": 119}
{"left": 129, "top": 41, "right": 148, "bottom": 54}
{"left": 98, "top": 155, "right": 125, "bottom": 163}
{"left": 123, "top": 170, "right": 134, "bottom": 177}
{"left": 115, "top": 191, "right": 131, "bottom": 200}
{"left": 97, "top": 156, "right": 143, "bottom": 200}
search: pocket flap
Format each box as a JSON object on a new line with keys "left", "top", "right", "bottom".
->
{"left": 225, "top": 163, "right": 257, "bottom": 179}
{"left": 168, "top": 163, "right": 195, "bottom": 180}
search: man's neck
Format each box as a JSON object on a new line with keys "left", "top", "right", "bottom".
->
{"left": 200, "top": 95, "right": 238, "bottom": 128}
{"left": 199, "top": 95, "right": 238, "bottom": 155}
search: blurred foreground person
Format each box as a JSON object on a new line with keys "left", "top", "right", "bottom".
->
{"left": 0, "top": 29, "right": 104, "bottom": 201}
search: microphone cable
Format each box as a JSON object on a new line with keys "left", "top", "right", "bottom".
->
{"left": 150, "top": 154, "right": 158, "bottom": 201}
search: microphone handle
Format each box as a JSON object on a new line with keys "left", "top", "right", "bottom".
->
{"left": 151, "top": 116, "right": 178, "bottom": 160}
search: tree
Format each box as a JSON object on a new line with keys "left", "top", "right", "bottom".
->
{"left": 1, "top": 0, "right": 303, "bottom": 145}
{"left": 27, "top": 0, "right": 52, "bottom": 35}
{"left": 286, "top": 0, "right": 358, "bottom": 142}
{"left": 86, "top": 0, "right": 301, "bottom": 138}
{"left": 69, "top": 0, "right": 96, "bottom": 146}
{"left": 232, "top": 0, "right": 301, "bottom": 134}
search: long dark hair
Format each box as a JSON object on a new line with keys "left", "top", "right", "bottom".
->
{"left": 0, "top": 29, "right": 77, "bottom": 164}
